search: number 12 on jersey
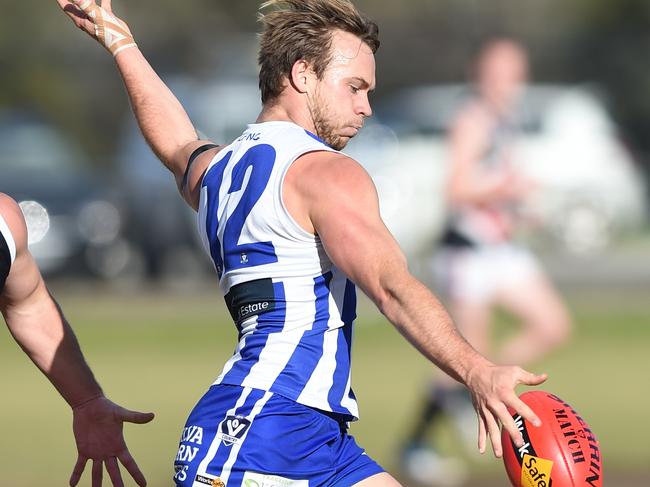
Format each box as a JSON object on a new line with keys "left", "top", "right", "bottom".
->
{"left": 202, "top": 145, "right": 279, "bottom": 278}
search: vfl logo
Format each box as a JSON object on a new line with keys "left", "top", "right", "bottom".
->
{"left": 217, "top": 415, "right": 251, "bottom": 447}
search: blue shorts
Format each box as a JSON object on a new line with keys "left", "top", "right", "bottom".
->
{"left": 173, "top": 384, "right": 384, "bottom": 486}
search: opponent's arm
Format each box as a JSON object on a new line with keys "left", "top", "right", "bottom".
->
{"left": 0, "top": 195, "right": 154, "bottom": 487}
{"left": 56, "top": 0, "right": 219, "bottom": 208}
{"left": 285, "top": 153, "right": 546, "bottom": 457}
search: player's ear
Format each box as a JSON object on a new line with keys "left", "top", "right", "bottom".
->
{"left": 289, "top": 59, "right": 314, "bottom": 94}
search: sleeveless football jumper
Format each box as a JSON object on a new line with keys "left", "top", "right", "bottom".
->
{"left": 174, "top": 122, "right": 383, "bottom": 486}
{"left": 198, "top": 121, "right": 359, "bottom": 420}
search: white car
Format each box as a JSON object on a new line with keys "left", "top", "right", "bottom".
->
{"left": 346, "top": 84, "right": 648, "bottom": 257}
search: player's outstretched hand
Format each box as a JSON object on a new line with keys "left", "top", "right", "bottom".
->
{"left": 56, "top": 0, "right": 136, "bottom": 56}
{"left": 70, "top": 396, "right": 155, "bottom": 487}
{"left": 466, "top": 365, "right": 547, "bottom": 458}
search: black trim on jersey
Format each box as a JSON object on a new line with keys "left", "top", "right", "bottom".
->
{"left": 0, "top": 231, "right": 12, "bottom": 291}
{"left": 224, "top": 278, "right": 276, "bottom": 332}
{"left": 439, "top": 226, "right": 476, "bottom": 248}
{"left": 182, "top": 143, "right": 219, "bottom": 190}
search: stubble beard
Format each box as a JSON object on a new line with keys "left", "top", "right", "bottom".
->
{"left": 308, "top": 92, "right": 349, "bottom": 151}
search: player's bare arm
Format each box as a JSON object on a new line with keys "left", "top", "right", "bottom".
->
{"left": 56, "top": 0, "right": 222, "bottom": 209}
{"left": 0, "top": 194, "right": 153, "bottom": 487}
{"left": 285, "top": 154, "right": 546, "bottom": 456}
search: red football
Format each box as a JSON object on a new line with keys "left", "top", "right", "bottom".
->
{"left": 501, "top": 391, "right": 602, "bottom": 487}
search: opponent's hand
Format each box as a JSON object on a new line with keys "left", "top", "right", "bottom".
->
{"left": 466, "top": 365, "right": 547, "bottom": 457}
{"left": 57, "top": 0, "right": 136, "bottom": 56}
{"left": 70, "top": 396, "right": 154, "bottom": 487}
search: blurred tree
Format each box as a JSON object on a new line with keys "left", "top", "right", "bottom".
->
{"left": 565, "top": 0, "right": 650, "bottom": 162}
{"left": 1, "top": 0, "right": 252, "bottom": 164}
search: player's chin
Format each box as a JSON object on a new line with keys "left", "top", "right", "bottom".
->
{"left": 334, "top": 131, "right": 359, "bottom": 150}
{"left": 331, "top": 136, "right": 352, "bottom": 151}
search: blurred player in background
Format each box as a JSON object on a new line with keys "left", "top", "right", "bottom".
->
{"left": 57, "top": 2, "right": 550, "bottom": 485}
{"left": 400, "top": 39, "right": 572, "bottom": 485}
{"left": 0, "top": 193, "right": 154, "bottom": 486}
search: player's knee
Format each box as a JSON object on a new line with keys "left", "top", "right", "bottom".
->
{"left": 541, "top": 311, "right": 572, "bottom": 349}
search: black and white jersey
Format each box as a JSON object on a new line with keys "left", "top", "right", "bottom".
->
{"left": 0, "top": 214, "right": 16, "bottom": 291}
{"left": 444, "top": 103, "right": 521, "bottom": 247}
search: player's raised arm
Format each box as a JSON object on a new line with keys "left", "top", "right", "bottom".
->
{"left": 287, "top": 152, "right": 547, "bottom": 457}
{"left": 55, "top": 0, "right": 220, "bottom": 208}
{"left": 0, "top": 194, "right": 154, "bottom": 486}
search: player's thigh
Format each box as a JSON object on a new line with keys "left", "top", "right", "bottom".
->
{"left": 352, "top": 472, "right": 403, "bottom": 486}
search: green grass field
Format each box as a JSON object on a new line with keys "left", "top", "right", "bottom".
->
{"left": 0, "top": 283, "right": 648, "bottom": 486}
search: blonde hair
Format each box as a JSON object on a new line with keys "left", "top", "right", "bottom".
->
{"left": 258, "top": 0, "right": 379, "bottom": 104}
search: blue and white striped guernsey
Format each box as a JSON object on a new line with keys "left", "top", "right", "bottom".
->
{"left": 198, "top": 121, "right": 359, "bottom": 420}
{"left": 0, "top": 213, "right": 17, "bottom": 291}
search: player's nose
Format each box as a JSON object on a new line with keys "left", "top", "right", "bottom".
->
{"left": 357, "top": 93, "right": 372, "bottom": 118}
